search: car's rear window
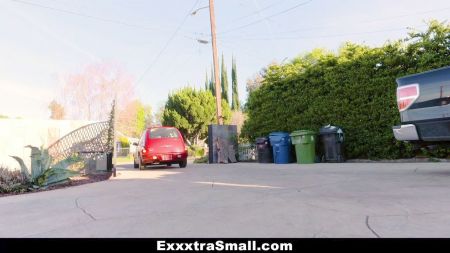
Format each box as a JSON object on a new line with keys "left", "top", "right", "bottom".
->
{"left": 149, "top": 128, "right": 180, "bottom": 139}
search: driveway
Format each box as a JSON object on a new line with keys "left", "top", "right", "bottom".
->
{"left": 2, "top": 162, "right": 450, "bottom": 237}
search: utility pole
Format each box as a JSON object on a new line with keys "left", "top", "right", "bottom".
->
{"left": 208, "top": 0, "right": 223, "bottom": 125}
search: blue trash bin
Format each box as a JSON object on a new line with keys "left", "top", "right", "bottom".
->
{"left": 269, "top": 132, "right": 291, "bottom": 164}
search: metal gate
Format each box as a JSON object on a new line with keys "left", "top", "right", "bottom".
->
{"left": 47, "top": 121, "right": 113, "bottom": 166}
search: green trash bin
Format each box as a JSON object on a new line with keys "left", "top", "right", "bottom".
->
{"left": 290, "top": 130, "right": 316, "bottom": 164}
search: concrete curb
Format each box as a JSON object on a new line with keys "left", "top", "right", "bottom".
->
{"left": 346, "top": 158, "right": 450, "bottom": 163}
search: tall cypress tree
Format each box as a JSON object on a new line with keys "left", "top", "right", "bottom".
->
{"left": 209, "top": 67, "right": 215, "bottom": 96}
{"left": 231, "top": 56, "right": 240, "bottom": 110}
{"left": 204, "top": 70, "right": 209, "bottom": 91}
{"left": 220, "top": 54, "right": 229, "bottom": 103}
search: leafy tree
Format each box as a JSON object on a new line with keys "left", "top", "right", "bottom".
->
{"left": 48, "top": 100, "right": 65, "bottom": 120}
{"left": 61, "top": 62, "right": 134, "bottom": 121}
{"left": 221, "top": 54, "right": 229, "bottom": 103}
{"left": 404, "top": 20, "right": 450, "bottom": 73}
{"left": 246, "top": 72, "right": 264, "bottom": 94}
{"left": 117, "top": 99, "right": 152, "bottom": 137}
{"left": 245, "top": 61, "right": 279, "bottom": 94}
{"left": 242, "top": 20, "right": 450, "bottom": 160}
{"left": 162, "top": 87, "right": 231, "bottom": 145}
{"left": 231, "top": 56, "right": 240, "bottom": 110}
{"left": 154, "top": 104, "right": 165, "bottom": 125}
{"left": 136, "top": 103, "right": 152, "bottom": 135}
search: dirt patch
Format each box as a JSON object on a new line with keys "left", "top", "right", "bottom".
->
{"left": 60, "top": 172, "right": 113, "bottom": 187}
{"left": 0, "top": 172, "right": 112, "bottom": 197}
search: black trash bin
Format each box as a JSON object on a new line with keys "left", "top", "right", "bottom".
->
{"left": 107, "top": 152, "right": 113, "bottom": 171}
{"left": 319, "top": 125, "right": 345, "bottom": 162}
{"left": 256, "top": 137, "right": 273, "bottom": 163}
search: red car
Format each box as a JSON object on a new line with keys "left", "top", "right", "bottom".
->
{"left": 133, "top": 127, "right": 188, "bottom": 169}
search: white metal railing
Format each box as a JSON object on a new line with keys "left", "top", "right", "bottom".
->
{"left": 238, "top": 143, "right": 257, "bottom": 162}
{"left": 47, "top": 121, "right": 111, "bottom": 165}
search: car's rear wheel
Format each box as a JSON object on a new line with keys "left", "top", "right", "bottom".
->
{"left": 138, "top": 157, "right": 145, "bottom": 170}
{"left": 179, "top": 159, "right": 187, "bottom": 168}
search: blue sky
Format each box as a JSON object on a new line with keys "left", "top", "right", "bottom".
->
{"left": 0, "top": 0, "right": 449, "bottom": 119}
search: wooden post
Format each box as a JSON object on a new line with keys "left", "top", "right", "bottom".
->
{"left": 209, "top": 0, "right": 223, "bottom": 125}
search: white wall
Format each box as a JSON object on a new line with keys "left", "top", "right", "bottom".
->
{"left": 0, "top": 119, "right": 95, "bottom": 170}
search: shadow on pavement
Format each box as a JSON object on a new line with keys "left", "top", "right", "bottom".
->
{"left": 112, "top": 163, "right": 185, "bottom": 180}
{"left": 117, "top": 163, "right": 183, "bottom": 171}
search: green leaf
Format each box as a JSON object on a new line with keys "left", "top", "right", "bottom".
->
{"left": 9, "top": 156, "right": 30, "bottom": 181}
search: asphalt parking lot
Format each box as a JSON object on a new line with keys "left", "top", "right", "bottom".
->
{"left": 2, "top": 162, "right": 450, "bottom": 237}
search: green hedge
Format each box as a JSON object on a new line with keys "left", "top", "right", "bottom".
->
{"left": 242, "top": 21, "right": 450, "bottom": 159}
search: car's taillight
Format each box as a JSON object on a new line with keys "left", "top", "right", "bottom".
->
{"left": 397, "top": 84, "right": 419, "bottom": 112}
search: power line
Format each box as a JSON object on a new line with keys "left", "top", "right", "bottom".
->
{"left": 359, "top": 6, "right": 450, "bottom": 25}
{"left": 198, "top": 4, "right": 449, "bottom": 41}
{"left": 218, "top": 25, "right": 428, "bottom": 42}
{"left": 218, "top": 0, "right": 314, "bottom": 35}
{"left": 158, "top": 41, "right": 200, "bottom": 79}
{"left": 229, "top": 0, "right": 288, "bottom": 24}
{"left": 219, "top": 40, "right": 267, "bottom": 62}
{"left": 190, "top": 0, "right": 313, "bottom": 37}
{"left": 215, "top": 6, "right": 450, "bottom": 40}
{"left": 8, "top": 0, "right": 174, "bottom": 33}
{"left": 274, "top": 6, "right": 450, "bottom": 35}
{"left": 161, "top": 51, "right": 198, "bottom": 83}
{"left": 134, "top": 0, "right": 201, "bottom": 88}
{"left": 9, "top": 0, "right": 202, "bottom": 98}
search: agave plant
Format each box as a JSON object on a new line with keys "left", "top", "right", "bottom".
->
{"left": 10, "top": 146, "right": 84, "bottom": 189}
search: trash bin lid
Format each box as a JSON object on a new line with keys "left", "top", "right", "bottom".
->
{"left": 290, "top": 130, "right": 316, "bottom": 137}
{"left": 319, "top": 125, "right": 343, "bottom": 134}
{"left": 269, "top": 132, "right": 291, "bottom": 144}
{"left": 256, "top": 137, "right": 269, "bottom": 144}
{"left": 269, "top": 132, "right": 290, "bottom": 137}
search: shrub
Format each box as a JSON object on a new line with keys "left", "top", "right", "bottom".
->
{"left": 194, "top": 156, "right": 208, "bottom": 163}
{"left": 119, "top": 136, "right": 130, "bottom": 148}
{"left": 0, "top": 167, "right": 28, "bottom": 194}
{"left": 242, "top": 21, "right": 450, "bottom": 160}
{"left": 420, "top": 146, "right": 450, "bottom": 159}
{"left": 195, "top": 148, "right": 205, "bottom": 157}
{"left": 187, "top": 145, "right": 205, "bottom": 158}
